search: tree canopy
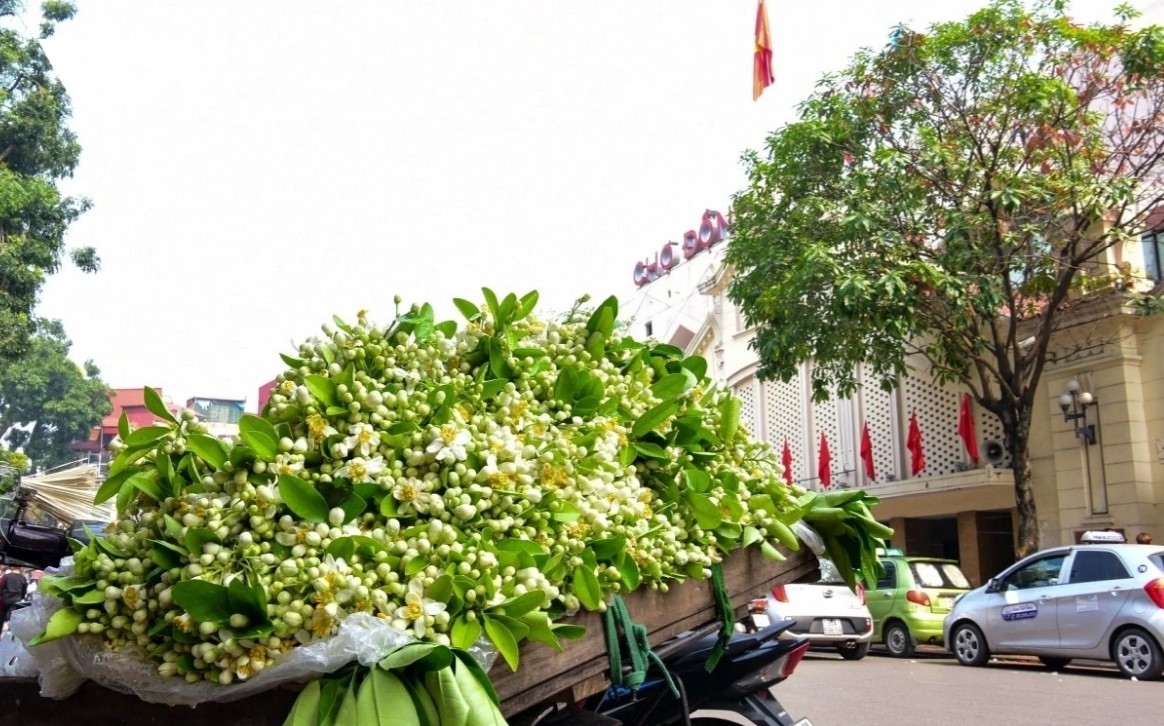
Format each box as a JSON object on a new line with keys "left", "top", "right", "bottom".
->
{"left": 0, "top": 0, "right": 95, "bottom": 364}
{"left": 726, "top": 0, "right": 1164, "bottom": 555}
{"left": 0, "top": 318, "right": 110, "bottom": 470}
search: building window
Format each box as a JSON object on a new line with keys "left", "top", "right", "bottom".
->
{"left": 644, "top": 321, "right": 653, "bottom": 337}
{"left": 1144, "top": 229, "right": 1164, "bottom": 281}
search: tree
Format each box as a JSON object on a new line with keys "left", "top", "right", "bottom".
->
{"left": 0, "top": 318, "right": 110, "bottom": 469}
{"left": 0, "top": 0, "right": 96, "bottom": 364}
{"left": 726, "top": 0, "right": 1164, "bottom": 556}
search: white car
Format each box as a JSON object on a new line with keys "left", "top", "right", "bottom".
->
{"left": 756, "top": 558, "right": 874, "bottom": 660}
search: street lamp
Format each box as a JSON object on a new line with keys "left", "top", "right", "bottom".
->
{"left": 1059, "top": 379, "right": 1097, "bottom": 445}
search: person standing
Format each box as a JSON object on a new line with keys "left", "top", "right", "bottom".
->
{"left": 0, "top": 566, "right": 27, "bottom": 630}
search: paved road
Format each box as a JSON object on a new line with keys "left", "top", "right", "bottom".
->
{"left": 771, "top": 647, "right": 1159, "bottom": 726}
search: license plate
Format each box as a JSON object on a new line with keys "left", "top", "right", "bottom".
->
{"left": 939, "top": 597, "right": 953, "bottom": 609}
{"left": 822, "top": 618, "right": 842, "bottom": 635}
{"left": 751, "top": 612, "right": 771, "bottom": 628}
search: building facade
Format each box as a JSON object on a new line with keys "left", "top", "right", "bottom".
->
{"left": 623, "top": 212, "right": 1164, "bottom": 588}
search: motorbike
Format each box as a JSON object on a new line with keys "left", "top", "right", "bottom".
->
{"left": 516, "top": 600, "right": 813, "bottom": 726}
{"left": 0, "top": 466, "right": 73, "bottom": 571}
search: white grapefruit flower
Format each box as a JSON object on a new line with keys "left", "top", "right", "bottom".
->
{"left": 394, "top": 579, "right": 447, "bottom": 638}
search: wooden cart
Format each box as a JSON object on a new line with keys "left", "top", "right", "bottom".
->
{"left": 1, "top": 544, "right": 817, "bottom": 726}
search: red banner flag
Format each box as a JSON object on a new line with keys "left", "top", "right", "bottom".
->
{"left": 958, "top": 393, "right": 979, "bottom": 465}
{"left": 860, "top": 422, "right": 876, "bottom": 479}
{"left": 818, "top": 432, "right": 832, "bottom": 488}
{"left": 781, "top": 438, "right": 793, "bottom": 485}
{"left": 907, "top": 412, "right": 925, "bottom": 476}
{"left": 753, "top": 0, "right": 774, "bottom": 100}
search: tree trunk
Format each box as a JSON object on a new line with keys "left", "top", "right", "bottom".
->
{"left": 1007, "top": 410, "right": 1039, "bottom": 557}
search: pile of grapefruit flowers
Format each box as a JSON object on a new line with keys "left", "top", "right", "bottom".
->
{"left": 28, "top": 290, "right": 861, "bottom": 724}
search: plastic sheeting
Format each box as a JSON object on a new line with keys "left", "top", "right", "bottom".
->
{"left": 8, "top": 558, "right": 496, "bottom": 706}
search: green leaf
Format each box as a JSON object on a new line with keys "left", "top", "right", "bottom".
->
{"left": 144, "top": 386, "right": 178, "bottom": 424}
{"left": 633, "top": 442, "right": 669, "bottom": 460}
{"left": 631, "top": 400, "right": 678, "bottom": 438}
{"left": 482, "top": 288, "right": 502, "bottom": 325}
{"left": 743, "top": 525, "right": 763, "bottom": 548}
{"left": 586, "top": 296, "right": 618, "bottom": 336}
{"left": 489, "top": 589, "right": 545, "bottom": 618}
{"left": 128, "top": 470, "right": 162, "bottom": 501}
{"left": 483, "top": 614, "right": 523, "bottom": 671}
{"left": 28, "top": 608, "right": 83, "bottom": 646}
{"left": 123, "top": 425, "right": 170, "bottom": 447}
{"left": 277, "top": 473, "right": 330, "bottom": 523}
{"left": 572, "top": 565, "right": 603, "bottom": 611}
{"left": 551, "top": 623, "right": 587, "bottom": 640}
{"left": 238, "top": 414, "right": 279, "bottom": 462}
{"left": 451, "top": 615, "right": 483, "bottom": 650}
{"left": 480, "top": 378, "right": 507, "bottom": 400}
{"left": 279, "top": 352, "right": 305, "bottom": 368}
{"left": 117, "top": 411, "right": 130, "bottom": 440}
{"left": 650, "top": 371, "right": 696, "bottom": 401}
{"left": 70, "top": 588, "right": 108, "bottom": 606}
{"left": 761, "top": 540, "right": 787, "bottom": 562}
{"left": 554, "top": 366, "right": 578, "bottom": 402}
{"left": 683, "top": 467, "right": 711, "bottom": 493}
{"left": 336, "top": 493, "right": 367, "bottom": 523}
{"left": 304, "top": 374, "right": 338, "bottom": 408}
{"left": 378, "top": 642, "right": 453, "bottom": 672}
{"left": 514, "top": 290, "right": 539, "bottom": 320}
{"left": 517, "top": 610, "right": 563, "bottom": 652}
{"left": 680, "top": 355, "right": 708, "bottom": 381}
{"left": 453, "top": 297, "right": 481, "bottom": 321}
{"left": 434, "top": 320, "right": 457, "bottom": 339}
{"left": 186, "top": 433, "right": 229, "bottom": 469}
{"left": 94, "top": 469, "right": 132, "bottom": 505}
{"left": 587, "top": 536, "right": 625, "bottom": 562}
{"left": 618, "top": 553, "right": 642, "bottom": 592}
{"left": 227, "top": 578, "right": 270, "bottom": 624}
{"left": 685, "top": 491, "right": 722, "bottom": 530}
{"left": 719, "top": 396, "right": 741, "bottom": 444}
{"left": 172, "top": 580, "right": 233, "bottom": 623}
{"left": 183, "top": 527, "right": 221, "bottom": 556}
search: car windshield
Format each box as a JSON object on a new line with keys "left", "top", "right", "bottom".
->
{"left": 910, "top": 561, "right": 970, "bottom": 589}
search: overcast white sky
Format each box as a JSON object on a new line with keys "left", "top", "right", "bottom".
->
{"left": 32, "top": 0, "right": 1126, "bottom": 409}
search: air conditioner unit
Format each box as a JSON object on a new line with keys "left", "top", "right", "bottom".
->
{"left": 984, "top": 439, "right": 1006, "bottom": 464}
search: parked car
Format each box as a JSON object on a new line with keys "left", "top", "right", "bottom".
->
{"left": 944, "top": 531, "right": 1164, "bottom": 679}
{"left": 866, "top": 549, "right": 972, "bottom": 656}
{"left": 763, "top": 558, "right": 874, "bottom": 660}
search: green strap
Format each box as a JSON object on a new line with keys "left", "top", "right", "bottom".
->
{"left": 704, "top": 562, "right": 735, "bottom": 672}
{"left": 603, "top": 594, "right": 680, "bottom": 698}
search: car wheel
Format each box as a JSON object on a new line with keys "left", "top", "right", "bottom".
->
{"left": 1112, "top": 628, "right": 1164, "bottom": 680}
{"left": 884, "top": 621, "right": 915, "bottom": 658}
{"left": 1037, "top": 656, "right": 1071, "bottom": 670}
{"left": 838, "top": 641, "right": 870, "bottom": 660}
{"left": 951, "top": 622, "right": 990, "bottom": 667}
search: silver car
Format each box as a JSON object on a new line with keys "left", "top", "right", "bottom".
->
{"left": 943, "top": 534, "right": 1164, "bottom": 679}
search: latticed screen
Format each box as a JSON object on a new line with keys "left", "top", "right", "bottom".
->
{"left": 763, "top": 372, "right": 807, "bottom": 484}
{"left": 810, "top": 368, "right": 841, "bottom": 488}
{"left": 733, "top": 377, "right": 759, "bottom": 442}
{"left": 860, "top": 368, "right": 898, "bottom": 484}
{"left": 901, "top": 374, "right": 962, "bottom": 477}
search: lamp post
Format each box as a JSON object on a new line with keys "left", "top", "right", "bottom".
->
{"left": 1058, "top": 379, "right": 1097, "bottom": 445}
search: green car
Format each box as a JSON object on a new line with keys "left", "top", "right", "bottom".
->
{"left": 866, "top": 549, "right": 972, "bottom": 657}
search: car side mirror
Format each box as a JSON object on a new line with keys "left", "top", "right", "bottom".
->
{"left": 985, "top": 578, "right": 1002, "bottom": 594}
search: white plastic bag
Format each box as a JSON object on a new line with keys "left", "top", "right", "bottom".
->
{"left": 13, "top": 558, "right": 496, "bottom": 706}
